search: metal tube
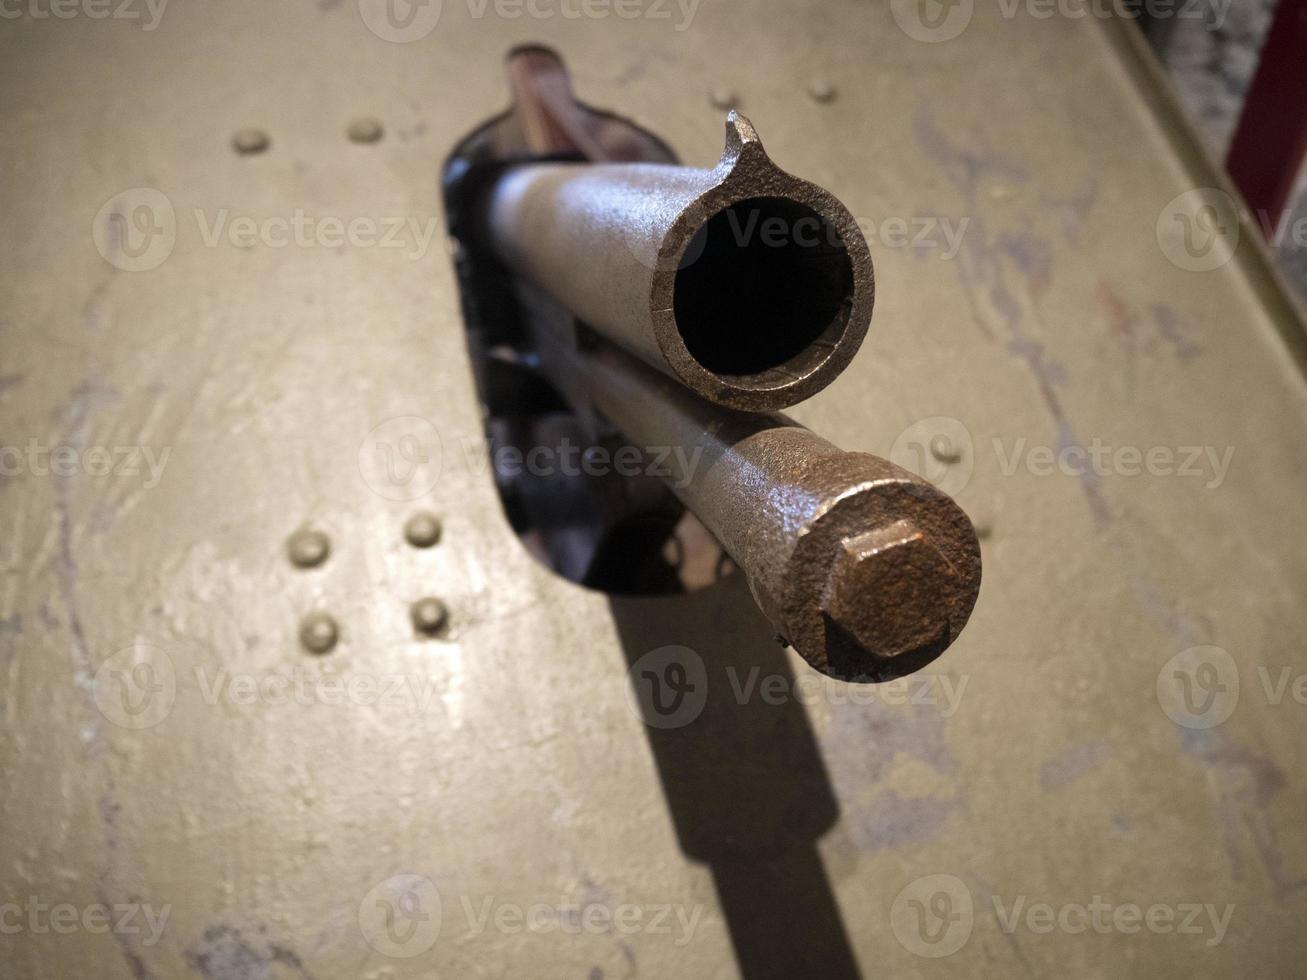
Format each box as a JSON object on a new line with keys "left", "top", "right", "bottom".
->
{"left": 484, "top": 112, "right": 875, "bottom": 412}
{"left": 550, "top": 333, "right": 981, "bottom": 682}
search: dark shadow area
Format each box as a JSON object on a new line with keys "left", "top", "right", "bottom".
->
{"left": 441, "top": 51, "right": 863, "bottom": 974}
{"left": 674, "top": 197, "right": 853, "bottom": 377}
{"left": 612, "top": 575, "right": 862, "bottom": 979}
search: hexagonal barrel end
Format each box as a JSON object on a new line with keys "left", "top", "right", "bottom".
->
{"left": 779, "top": 459, "right": 982, "bottom": 682}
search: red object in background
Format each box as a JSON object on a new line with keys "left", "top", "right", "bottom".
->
{"left": 1225, "top": 0, "right": 1307, "bottom": 238}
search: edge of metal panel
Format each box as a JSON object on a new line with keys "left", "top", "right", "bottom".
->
{"left": 1098, "top": 13, "right": 1307, "bottom": 380}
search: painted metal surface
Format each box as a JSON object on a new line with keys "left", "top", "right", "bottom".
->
{"left": 2, "top": 2, "right": 1306, "bottom": 978}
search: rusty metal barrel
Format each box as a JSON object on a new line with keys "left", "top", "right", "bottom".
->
{"left": 483, "top": 112, "right": 875, "bottom": 412}
{"left": 542, "top": 333, "right": 981, "bottom": 681}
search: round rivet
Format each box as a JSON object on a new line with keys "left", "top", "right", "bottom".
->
{"left": 287, "top": 528, "right": 331, "bottom": 568}
{"left": 403, "top": 512, "right": 442, "bottom": 548}
{"left": 411, "top": 597, "right": 448, "bottom": 637}
{"left": 300, "top": 612, "right": 339, "bottom": 654}
{"left": 709, "top": 87, "right": 738, "bottom": 110}
{"left": 232, "top": 128, "right": 270, "bottom": 156}
{"left": 807, "top": 78, "right": 836, "bottom": 104}
{"left": 346, "top": 118, "right": 384, "bottom": 144}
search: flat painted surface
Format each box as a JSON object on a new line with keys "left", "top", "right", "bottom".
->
{"left": 1, "top": 1, "right": 1305, "bottom": 977}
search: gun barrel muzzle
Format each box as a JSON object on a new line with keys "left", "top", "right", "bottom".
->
{"left": 483, "top": 112, "right": 875, "bottom": 412}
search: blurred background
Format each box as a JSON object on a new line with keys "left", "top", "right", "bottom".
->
{"left": 1144, "top": 0, "right": 1307, "bottom": 295}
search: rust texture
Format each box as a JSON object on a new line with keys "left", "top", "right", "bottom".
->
{"left": 545, "top": 335, "right": 982, "bottom": 681}
{"left": 484, "top": 111, "right": 875, "bottom": 412}
{"left": 468, "top": 47, "right": 979, "bottom": 679}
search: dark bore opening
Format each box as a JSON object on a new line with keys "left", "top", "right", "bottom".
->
{"left": 673, "top": 197, "right": 854, "bottom": 379}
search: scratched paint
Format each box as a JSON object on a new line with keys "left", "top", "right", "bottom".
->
{"left": 821, "top": 697, "right": 960, "bottom": 853}
{"left": 915, "top": 107, "right": 1111, "bottom": 525}
{"left": 1038, "top": 740, "right": 1110, "bottom": 792}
